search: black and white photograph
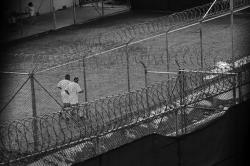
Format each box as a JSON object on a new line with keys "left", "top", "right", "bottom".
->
{"left": 0, "top": 0, "right": 249, "bottom": 165}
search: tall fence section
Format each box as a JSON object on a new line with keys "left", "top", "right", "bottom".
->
{"left": 1, "top": 0, "right": 250, "bottom": 165}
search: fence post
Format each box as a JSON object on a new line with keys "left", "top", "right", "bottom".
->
{"left": 238, "top": 72, "right": 242, "bottom": 103}
{"left": 140, "top": 61, "right": 149, "bottom": 117}
{"left": 230, "top": 0, "right": 236, "bottom": 104}
{"left": 175, "top": 71, "right": 180, "bottom": 136}
{"left": 166, "top": 31, "right": 170, "bottom": 79}
{"left": 51, "top": 0, "right": 57, "bottom": 29}
{"left": 95, "top": 137, "right": 100, "bottom": 155}
{"left": 73, "top": 0, "right": 77, "bottom": 24}
{"left": 127, "top": 0, "right": 132, "bottom": 9}
{"left": 230, "top": 0, "right": 234, "bottom": 61}
{"left": 199, "top": 21, "right": 204, "bottom": 70}
{"left": 126, "top": 40, "right": 133, "bottom": 116}
{"left": 101, "top": 0, "right": 104, "bottom": 16}
{"left": 182, "top": 70, "right": 187, "bottom": 134}
{"left": 126, "top": 43, "right": 131, "bottom": 94}
{"left": 30, "top": 73, "right": 38, "bottom": 151}
{"left": 82, "top": 57, "right": 88, "bottom": 102}
{"left": 179, "top": 70, "right": 185, "bottom": 135}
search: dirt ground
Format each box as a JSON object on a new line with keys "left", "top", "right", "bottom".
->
{"left": 0, "top": 9, "right": 250, "bottom": 122}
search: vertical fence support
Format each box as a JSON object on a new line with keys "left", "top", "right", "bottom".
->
{"left": 82, "top": 57, "right": 88, "bottom": 102}
{"left": 126, "top": 42, "right": 131, "bottom": 94}
{"left": 230, "top": 0, "right": 237, "bottom": 104}
{"left": 82, "top": 57, "right": 88, "bottom": 119}
{"left": 101, "top": 0, "right": 104, "bottom": 16}
{"left": 179, "top": 70, "right": 185, "bottom": 135}
{"left": 73, "top": 0, "right": 77, "bottom": 24}
{"left": 30, "top": 73, "right": 38, "bottom": 151}
{"left": 127, "top": 0, "right": 132, "bottom": 9}
{"left": 126, "top": 41, "right": 133, "bottom": 116}
{"left": 166, "top": 31, "right": 170, "bottom": 79}
{"left": 175, "top": 71, "right": 180, "bottom": 136}
{"left": 199, "top": 21, "right": 204, "bottom": 70}
{"left": 230, "top": 0, "right": 234, "bottom": 61}
{"left": 51, "top": 0, "right": 57, "bottom": 29}
{"left": 95, "top": 137, "right": 100, "bottom": 155}
{"left": 238, "top": 72, "right": 242, "bottom": 103}
{"left": 232, "top": 74, "right": 237, "bottom": 104}
{"left": 182, "top": 71, "right": 187, "bottom": 134}
{"left": 140, "top": 61, "right": 149, "bottom": 117}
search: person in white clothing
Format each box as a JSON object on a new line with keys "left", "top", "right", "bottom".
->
{"left": 57, "top": 74, "right": 71, "bottom": 108}
{"left": 26, "top": 2, "right": 36, "bottom": 17}
{"left": 65, "top": 77, "right": 83, "bottom": 106}
{"left": 65, "top": 77, "right": 83, "bottom": 118}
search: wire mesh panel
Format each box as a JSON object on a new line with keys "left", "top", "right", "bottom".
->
{"left": 35, "top": 59, "right": 84, "bottom": 115}
{"left": 0, "top": 64, "right": 248, "bottom": 165}
{"left": 1, "top": 0, "right": 250, "bottom": 165}
{"left": 232, "top": 7, "right": 250, "bottom": 62}
{"left": 84, "top": 47, "right": 128, "bottom": 100}
{"left": 0, "top": 74, "right": 31, "bottom": 122}
{"left": 202, "top": 15, "right": 233, "bottom": 69}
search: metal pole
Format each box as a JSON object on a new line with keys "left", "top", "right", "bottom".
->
{"left": 140, "top": 61, "right": 149, "bottom": 117}
{"left": 18, "top": 0, "right": 24, "bottom": 37}
{"left": 230, "top": 0, "right": 234, "bottom": 62}
{"left": 199, "top": 21, "right": 203, "bottom": 70}
{"left": 126, "top": 42, "right": 132, "bottom": 115}
{"left": 238, "top": 72, "right": 242, "bottom": 103}
{"left": 82, "top": 58, "right": 88, "bottom": 102}
{"left": 181, "top": 71, "right": 187, "bottom": 134}
{"left": 126, "top": 44, "right": 131, "bottom": 93}
{"left": 179, "top": 70, "right": 184, "bottom": 134}
{"left": 232, "top": 74, "right": 237, "bottom": 104}
{"left": 51, "top": 0, "right": 57, "bottom": 29}
{"left": 230, "top": 0, "right": 236, "bottom": 104}
{"left": 95, "top": 137, "right": 100, "bottom": 155}
{"left": 101, "top": 0, "right": 104, "bottom": 16}
{"left": 166, "top": 31, "right": 170, "bottom": 79}
{"left": 127, "top": 0, "right": 132, "bottom": 9}
{"left": 73, "top": 0, "right": 77, "bottom": 24}
{"left": 30, "top": 73, "right": 38, "bottom": 151}
{"left": 144, "top": 65, "right": 149, "bottom": 117}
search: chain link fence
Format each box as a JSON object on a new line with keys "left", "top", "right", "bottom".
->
{"left": 1, "top": 64, "right": 249, "bottom": 165}
{"left": 1, "top": 0, "right": 250, "bottom": 165}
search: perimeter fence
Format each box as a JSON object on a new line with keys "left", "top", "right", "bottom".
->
{"left": 1, "top": 0, "right": 250, "bottom": 165}
{"left": 1, "top": 63, "right": 250, "bottom": 165}
{"left": 1, "top": 0, "right": 250, "bottom": 122}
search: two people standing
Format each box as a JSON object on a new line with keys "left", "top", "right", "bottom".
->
{"left": 57, "top": 74, "right": 83, "bottom": 109}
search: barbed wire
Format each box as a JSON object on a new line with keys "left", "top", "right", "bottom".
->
{"left": 2, "top": 0, "right": 249, "bottom": 73}
{"left": 0, "top": 0, "right": 250, "bottom": 165}
{"left": 0, "top": 66, "right": 243, "bottom": 165}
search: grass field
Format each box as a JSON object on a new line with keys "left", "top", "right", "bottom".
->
{"left": 0, "top": 9, "right": 250, "bottom": 122}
